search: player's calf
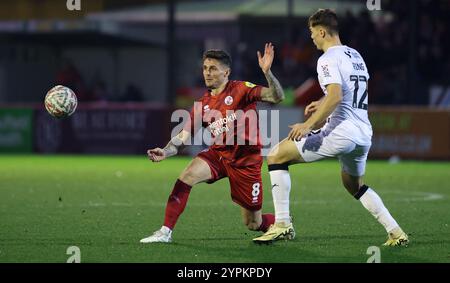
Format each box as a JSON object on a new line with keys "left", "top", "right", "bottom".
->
{"left": 340, "top": 171, "right": 363, "bottom": 196}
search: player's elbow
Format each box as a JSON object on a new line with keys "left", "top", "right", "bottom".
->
{"left": 328, "top": 91, "right": 342, "bottom": 107}
{"left": 333, "top": 94, "right": 342, "bottom": 106}
{"left": 327, "top": 84, "right": 343, "bottom": 104}
{"left": 272, "top": 93, "right": 285, "bottom": 104}
{"left": 277, "top": 94, "right": 285, "bottom": 104}
{"left": 272, "top": 97, "right": 282, "bottom": 104}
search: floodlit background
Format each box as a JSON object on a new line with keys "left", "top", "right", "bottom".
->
{"left": 0, "top": 0, "right": 448, "bottom": 157}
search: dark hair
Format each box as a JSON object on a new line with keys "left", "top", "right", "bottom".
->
{"left": 202, "top": 50, "right": 232, "bottom": 68}
{"left": 308, "top": 9, "right": 339, "bottom": 35}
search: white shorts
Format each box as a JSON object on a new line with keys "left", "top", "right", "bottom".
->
{"left": 294, "top": 129, "right": 371, "bottom": 177}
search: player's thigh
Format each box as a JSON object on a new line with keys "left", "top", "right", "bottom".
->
{"left": 227, "top": 163, "right": 264, "bottom": 211}
{"left": 339, "top": 144, "right": 370, "bottom": 194}
{"left": 267, "top": 138, "right": 304, "bottom": 165}
{"left": 296, "top": 131, "right": 356, "bottom": 163}
{"left": 179, "top": 157, "right": 212, "bottom": 186}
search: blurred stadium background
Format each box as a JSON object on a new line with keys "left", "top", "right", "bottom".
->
{"left": 0, "top": 0, "right": 449, "bottom": 158}
{"left": 0, "top": 0, "right": 449, "bottom": 263}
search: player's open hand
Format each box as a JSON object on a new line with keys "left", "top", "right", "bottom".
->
{"left": 257, "top": 43, "right": 275, "bottom": 74}
{"left": 147, "top": 148, "right": 166, "bottom": 162}
{"left": 288, "top": 123, "right": 312, "bottom": 141}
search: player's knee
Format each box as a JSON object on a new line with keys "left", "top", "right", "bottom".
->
{"left": 267, "top": 149, "right": 284, "bottom": 165}
{"left": 246, "top": 222, "right": 260, "bottom": 231}
{"left": 242, "top": 216, "right": 260, "bottom": 231}
{"left": 267, "top": 154, "right": 276, "bottom": 165}
{"left": 179, "top": 169, "right": 198, "bottom": 186}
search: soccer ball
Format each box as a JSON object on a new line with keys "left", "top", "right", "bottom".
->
{"left": 44, "top": 85, "right": 78, "bottom": 118}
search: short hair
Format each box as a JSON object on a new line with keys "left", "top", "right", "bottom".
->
{"left": 202, "top": 50, "right": 232, "bottom": 68}
{"left": 308, "top": 9, "right": 339, "bottom": 35}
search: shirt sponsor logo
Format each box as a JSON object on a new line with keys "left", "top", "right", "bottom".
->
{"left": 208, "top": 112, "right": 237, "bottom": 136}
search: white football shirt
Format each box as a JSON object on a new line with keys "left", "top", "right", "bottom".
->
{"left": 316, "top": 45, "right": 373, "bottom": 146}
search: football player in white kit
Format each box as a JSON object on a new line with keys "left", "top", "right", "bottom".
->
{"left": 253, "top": 9, "right": 409, "bottom": 246}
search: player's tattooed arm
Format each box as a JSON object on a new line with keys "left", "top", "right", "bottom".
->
{"left": 257, "top": 43, "right": 284, "bottom": 103}
{"left": 147, "top": 130, "right": 190, "bottom": 162}
{"left": 162, "top": 141, "right": 179, "bottom": 158}
{"left": 163, "top": 130, "right": 190, "bottom": 157}
{"left": 261, "top": 70, "right": 285, "bottom": 103}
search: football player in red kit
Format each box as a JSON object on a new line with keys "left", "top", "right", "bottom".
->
{"left": 141, "top": 43, "right": 284, "bottom": 243}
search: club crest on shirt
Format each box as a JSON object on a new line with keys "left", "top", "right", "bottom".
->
{"left": 203, "top": 105, "right": 210, "bottom": 112}
{"left": 224, "top": 95, "right": 233, "bottom": 105}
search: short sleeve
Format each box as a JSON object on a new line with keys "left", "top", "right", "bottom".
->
{"left": 317, "top": 56, "right": 342, "bottom": 86}
{"left": 242, "top": 81, "right": 263, "bottom": 104}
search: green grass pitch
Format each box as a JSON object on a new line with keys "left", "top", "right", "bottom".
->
{"left": 0, "top": 155, "right": 449, "bottom": 263}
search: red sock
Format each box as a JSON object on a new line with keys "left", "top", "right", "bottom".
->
{"left": 163, "top": 179, "right": 192, "bottom": 230}
{"left": 258, "top": 213, "right": 275, "bottom": 232}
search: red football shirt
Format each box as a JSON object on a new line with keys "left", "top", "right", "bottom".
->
{"left": 184, "top": 80, "right": 264, "bottom": 167}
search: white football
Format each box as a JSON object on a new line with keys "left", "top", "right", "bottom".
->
{"left": 44, "top": 85, "right": 78, "bottom": 118}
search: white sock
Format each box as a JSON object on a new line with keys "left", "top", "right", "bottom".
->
{"left": 269, "top": 169, "right": 291, "bottom": 224}
{"left": 359, "top": 188, "right": 399, "bottom": 233}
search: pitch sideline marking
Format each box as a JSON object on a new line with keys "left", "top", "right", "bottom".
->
{"left": 383, "top": 191, "right": 444, "bottom": 202}
{"left": 89, "top": 190, "right": 444, "bottom": 207}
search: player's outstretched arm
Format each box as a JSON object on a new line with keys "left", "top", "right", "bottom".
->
{"left": 257, "top": 43, "right": 285, "bottom": 104}
{"left": 147, "top": 130, "right": 190, "bottom": 162}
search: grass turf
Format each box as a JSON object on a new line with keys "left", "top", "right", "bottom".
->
{"left": 0, "top": 155, "right": 449, "bottom": 263}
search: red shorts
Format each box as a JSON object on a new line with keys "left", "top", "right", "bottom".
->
{"left": 197, "top": 148, "right": 263, "bottom": 211}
